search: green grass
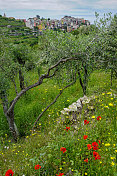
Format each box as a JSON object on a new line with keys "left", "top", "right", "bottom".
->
{"left": 0, "top": 70, "right": 117, "bottom": 176}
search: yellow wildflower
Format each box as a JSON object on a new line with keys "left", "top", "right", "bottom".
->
{"left": 60, "top": 168, "right": 62, "bottom": 170}
{"left": 113, "top": 144, "right": 115, "bottom": 147}
{"left": 111, "top": 162, "right": 115, "bottom": 166}
{"left": 109, "top": 103, "right": 114, "bottom": 106}
{"left": 115, "top": 150, "right": 117, "bottom": 152}
{"left": 104, "top": 106, "right": 109, "bottom": 108}
{"left": 92, "top": 116, "right": 95, "bottom": 119}
{"left": 102, "top": 93, "right": 105, "bottom": 95}
{"left": 111, "top": 157, "right": 115, "bottom": 160}
{"left": 107, "top": 92, "right": 112, "bottom": 94}
{"left": 85, "top": 173, "right": 88, "bottom": 175}
{"left": 105, "top": 143, "right": 110, "bottom": 147}
{"left": 111, "top": 98, "right": 113, "bottom": 100}
{"left": 100, "top": 161, "right": 102, "bottom": 164}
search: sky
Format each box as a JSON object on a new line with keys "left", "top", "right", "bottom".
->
{"left": 0, "top": 0, "right": 117, "bottom": 24}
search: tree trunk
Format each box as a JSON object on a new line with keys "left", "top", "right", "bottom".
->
{"left": 1, "top": 91, "right": 19, "bottom": 142}
{"left": 6, "top": 110, "right": 19, "bottom": 142}
{"left": 83, "top": 85, "right": 87, "bottom": 95}
{"left": 78, "top": 69, "right": 84, "bottom": 94}
{"left": 78, "top": 68, "right": 87, "bottom": 96}
{"left": 19, "top": 69, "right": 25, "bottom": 90}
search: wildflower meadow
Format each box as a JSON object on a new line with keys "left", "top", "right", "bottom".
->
{"left": 0, "top": 83, "right": 117, "bottom": 175}
{"left": 0, "top": 13, "right": 117, "bottom": 176}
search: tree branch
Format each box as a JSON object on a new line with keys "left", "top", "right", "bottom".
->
{"left": 32, "top": 73, "right": 76, "bottom": 132}
{"left": 6, "top": 57, "right": 79, "bottom": 115}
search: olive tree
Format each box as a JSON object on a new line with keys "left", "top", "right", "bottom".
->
{"left": 0, "top": 26, "right": 103, "bottom": 142}
{"left": 0, "top": 37, "right": 78, "bottom": 142}
{"left": 38, "top": 30, "right": 99, "bottom": 95}
{"left": 94, "top": 12, "right": 117, "bottom": 85}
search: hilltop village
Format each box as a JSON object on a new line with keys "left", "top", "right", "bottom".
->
{"left": 26, "top": 15, "right": 90, "bottom": 33}
{"left": 1, "top": 13, "right": 90, "bottom": 34}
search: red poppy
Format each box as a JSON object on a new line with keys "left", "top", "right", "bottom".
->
{"left": 87, "top": 144, "right": 92, "bottom": 150}
{"left": 93, "top": 151, "right": 101, "bottom": 160}
{"left": 56, "top": 173, "right": 64, "bottom": 176}
{"left": 60, "top": 147, "right": 66, "bottom": 153}
{"left": 98, "top": 140, "right": 101, "bottom": 144}
{"left": 5, "top": 169, "right": 14, "bottom": 176}
{"left": 95, "top": 154, "right": 101, "bottom": 160}
{"left": 35, "top": 164, "right": 41, "bottom": 170}
{"left": 84, "top": 120, "right": 89, "bottom": 125}
{"left": 83, "top": 135, "right": 88, "bottom": 139}
{"left": 84, "top": 158, "right": 88, "bottom": 163}
{"left": 97, "top": 116, "right": 102, "bottom": 120}
{"left": 64, "top": 127, "right": 70, "bottom": 132}
{"left": 92, "top": 142, "right": 98, "bottom": 150}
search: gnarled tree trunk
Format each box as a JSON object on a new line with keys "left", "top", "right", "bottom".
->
{"left": 1, "top": 91, "right": 19, "bottom": 142}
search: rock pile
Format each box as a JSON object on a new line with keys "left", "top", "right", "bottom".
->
{"left": 57, "top": 95, "right": 96, "bottom": 128}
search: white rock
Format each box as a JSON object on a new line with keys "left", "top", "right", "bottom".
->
{"left": 63, "top": 108, "right": 71, "bottom": 112}
{"left": 68, "top": 104, "right": 77, "bottom": 111}
{"left": 61, "top": 110, "right": 69, "bottom": 115}
{"left": 80, "top": 95, "right": 87, "bottom": 101}
{"left": 76, "top": 102, "right": 82, "bottom": 108}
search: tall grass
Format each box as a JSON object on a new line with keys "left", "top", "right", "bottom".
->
{"left": 0, "top": 70, "right": 116, "bottom": 176}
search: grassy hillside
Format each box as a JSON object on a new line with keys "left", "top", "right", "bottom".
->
{"left": 0, "top": 16, "right": 25, "bottom": 27}
{"left": 0, "top": 14, "right": 117, "bottom": 175}
{"left": 0, "top": 16, "right": 38, "bottom": 46}
{"left": 0, "top": 70, "right": 116, "bottom": 176}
